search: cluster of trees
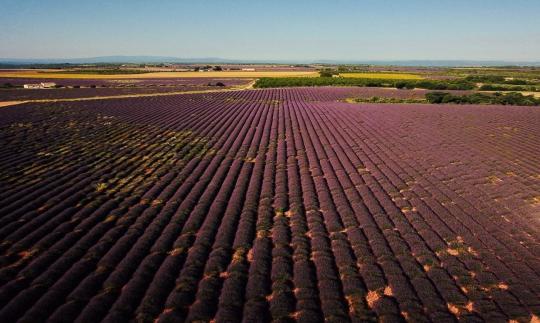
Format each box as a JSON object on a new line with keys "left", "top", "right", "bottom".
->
{"left": 415, "top": 80, "right": 475, "bottom": 90}
{"left": 193, "top": 65, "right": 223, "bottom": 71}
{"left": 319, "top": 69, "right": 339, "bottom": 77}
{"left": 504, "top": 79, "right": 535, "bottom": 85}
{"left": 393, "top": 80, "right": 474, "bottom": 90}
{"left": 465, "top": 75, "right": 506, "bottom": 83}
{"left": 347, "top": 92, "right": 540, "bottom": 106}
{"left": 465, "top": 75, "right": 537, "bottom": 86}
{"left": 479, "top": 84, "right": 538, "bottom": 92}
{"left": 254, "top": 77, "right": 475, "bottom": 90}
{"left": 425, "top": 92, "right": 540, "bottom": 106}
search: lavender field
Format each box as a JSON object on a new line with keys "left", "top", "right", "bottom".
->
{"left": 0, "top": 78, "right": 252, "bottom": 101}
{"left": 0, "top": 88, "right": 539, "bottom": 322}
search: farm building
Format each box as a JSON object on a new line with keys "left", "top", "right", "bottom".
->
{"left": 40, "top": 82, "right": 56, "bottom": 88}
{"left": 23, "top": 82, "right": 57, "bottom": 89}
{"left": 23, "top": 84, "right": 41, "bottom": 89}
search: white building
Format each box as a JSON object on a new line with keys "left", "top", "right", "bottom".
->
{"left": 40, "top": 82, "right": 56, "bottom": 88}
{"left": 23, "top": 84, "right": 41, "bottom": 89}
{"left": 23, "top": 82, "right": 56, "bottom": 89}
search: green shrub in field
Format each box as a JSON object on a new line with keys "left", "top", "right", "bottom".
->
{"left": 319, "top": 69, "right": 338, "bottom": 77}
{"left": 425, "top": 91, "right": 539, "bottom": 106}
{"left": 465, "top": 75, "right": 506, "bottom": 83}
{"left": 479, "top": 84, "right": 537, "bottom": 92}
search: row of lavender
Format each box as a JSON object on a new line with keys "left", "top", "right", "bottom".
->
{"left": 0, "top": 86, "right": 215, "bottom": 101}
{"left": 0, "top": 77, "right": 252, "bottom": 101}
{"left": 0, "top": 77, "right": 252, "bottom": 87}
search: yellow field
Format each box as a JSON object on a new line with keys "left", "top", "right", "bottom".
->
{"left": 340, "top": 72, "right": 423, "bottom": 80}
{"left": 0, "top": 70, "right": 318, "bottom": 79}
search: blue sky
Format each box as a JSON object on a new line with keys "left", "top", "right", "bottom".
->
{"left": 1, "top": 0, "right": 539, "bottom": 61}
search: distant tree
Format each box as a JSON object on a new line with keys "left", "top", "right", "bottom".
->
{"left": 465, "top": 75, "right": 505, "bottom": 83}
{"left": 319, "top": 71, "right": 332, "bottom": 77}
{"left": 319, "top": 69, "right": 336, "bottom": 77}
{"left": 215, "top": 82, "right": 225, "bottom": 87}
{"left": 425, "top": 92, "right": 448, "bottom": 103}
{"left": 213, "top": 66, "right": 223, "bottom": 71}
{"left": 395, "top": 82, "right": 407, "bottom": 89}
{"left": 504, "top": 79, "right": 525, "bottom": 85}
{"left": 479, "top": 84, "right": 527, "bottom": 91}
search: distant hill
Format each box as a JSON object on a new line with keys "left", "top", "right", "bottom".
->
{"left": 315, "top": 59, "right": 540, "bottom": 67}
{"left": 0, "top": 56, "right": 539, "bottom": 67}
{"left": 0, "top": 56, "right": 229, "bottom": 65}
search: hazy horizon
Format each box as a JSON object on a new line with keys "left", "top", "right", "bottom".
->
{"left": 1, "top": 56, "right": 540, "bottom": 64}
{"left": 1, "top": 0, "right": 539, "bottom": 61}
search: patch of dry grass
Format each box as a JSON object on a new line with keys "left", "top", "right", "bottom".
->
{"left": 0, "top": 101, "right": 26, "bottom": 108}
